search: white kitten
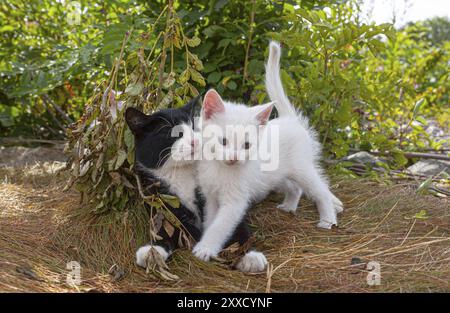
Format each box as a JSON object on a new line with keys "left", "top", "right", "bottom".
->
{"left": 193, "top": 41, "right": 343, "bottom": 264}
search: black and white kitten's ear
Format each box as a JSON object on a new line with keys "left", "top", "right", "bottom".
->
{"left": 254, "top": 101, "right": 275, "bottom": 125}
{"left": 202, "top": 89, "right": 225, "bottom": 120}
{"left": 125, "top": 107, "right": 152, "bottom": 135}
{"left": 182, "top": 96, "right": 201, "bottom": 118}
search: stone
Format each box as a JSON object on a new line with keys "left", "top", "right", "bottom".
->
{"left": 407, "top": 159, "right": 450, "bottom": 177}
{"left": 343, "top": 151, "right": 380, "bottom": 165}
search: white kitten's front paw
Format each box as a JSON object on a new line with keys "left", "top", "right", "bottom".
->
{"left": 317, "top": 210, "right": 338, "bottom": 229}
{"left": 235, "top": 251, "right": 268, "bottom": 273}
{"left": 277, "top": 203, "right": 297, "bottom": 213}
{"left": 317, "top": 220, "right": 334, "bottom": 229}
{"left": 136, "top": 245, "right": 169, "bottom": 268}
{"left": 317, "top": 196, "right": 340, "bottom": 229}
{"left": 192, "top": 242, "right": 220, "bottom": 262}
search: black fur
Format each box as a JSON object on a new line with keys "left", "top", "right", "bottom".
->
{"left": 125, "top": 97, "right": 200, "bottom": 169}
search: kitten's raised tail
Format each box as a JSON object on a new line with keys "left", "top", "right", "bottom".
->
{"left": 265, "top": 41, "right": 299, "bottom": 118}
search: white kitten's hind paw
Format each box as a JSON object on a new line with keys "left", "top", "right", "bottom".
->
{"left": 235, "top": 251, "right": 268, "bottom": 273}
{"left": 136, "top": 245, "right": 169, "bottom": 268}
{"left": 332, "top": 195, "right": 344, "bottom": 214}
{"left": 277, "top": 203, "right": 297, "bottom": 213}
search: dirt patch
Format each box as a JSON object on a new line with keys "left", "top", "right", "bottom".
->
{"left": 0, "top": 146, "right": 67, "bottom": 167}
{"left": 0, "top": 163, "right": 449, "bottom": 292}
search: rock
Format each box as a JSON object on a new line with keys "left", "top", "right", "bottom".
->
{"left": 343, "top": 152, "right": 380, "bottom": 165}
{"left": 351, "top": 257, "right": 364, "bottom": 265}
{"left": 407, "top": 160, "right": 450, "bottom": 177}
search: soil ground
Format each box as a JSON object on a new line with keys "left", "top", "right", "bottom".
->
{"left": 0, "top": 152, "right": 449, "bottom": 292}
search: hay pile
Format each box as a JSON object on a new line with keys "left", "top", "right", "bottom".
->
{"left": 0, "top": 161, "right": 449, "bottom": 292}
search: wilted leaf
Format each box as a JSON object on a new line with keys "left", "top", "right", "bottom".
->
{"left": 189, "top": 68, "right": 205, "bottom": 86}
{"left": 162, "top": 72, "right": 176, "bottom": 89}
{"left": 163, "top": 220, "right": 175, "bottom": 237}
{"left": 125, "top": 82, "right": 144, "bottom": 96}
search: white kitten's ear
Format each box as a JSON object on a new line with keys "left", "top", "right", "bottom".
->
{"left": 202, "top": 89, "right": 225, "bottom": 120}
{"left": 254, "top": 101, "right": 274, "bottom": 125}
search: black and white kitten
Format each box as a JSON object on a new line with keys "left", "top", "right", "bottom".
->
{"left": 126, "top": 98, "right": 261, "bottom": 272}
{"left": 125, "top": 98, "right": 203, "bottom": 266}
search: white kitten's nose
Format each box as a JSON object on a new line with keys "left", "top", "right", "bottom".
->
{"left": 226, "top": 160, "right": 238, "bottom": 165}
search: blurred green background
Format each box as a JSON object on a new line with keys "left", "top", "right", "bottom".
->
{"left": 1, "top": 0, "right": 449, "bottom": 162}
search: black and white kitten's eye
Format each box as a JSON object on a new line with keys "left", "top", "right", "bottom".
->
{"left": 243, "top": 141, "right": 251, "bottom": 150}
{"left": 220, "top": 138, "right": 228, "bottom": 146}
{"left": 176, "top": 131, "right": 184, "bottom": 138}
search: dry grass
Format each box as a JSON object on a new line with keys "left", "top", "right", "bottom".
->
{"left": 0, "top": 162, "right": 449, "bottom": 293}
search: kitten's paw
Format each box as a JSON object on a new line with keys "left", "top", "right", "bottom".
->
{"left": 332, "top": 195, "right": 344, "bottom": 214}
{"left": 317, "top": 220, "right": 334, "bottom": 229}
{"left": 136, "top": 245, "right": 169, "bottom": 268}
{"left": 317, "top": 212, "right": 338, "bottom": 229}
{"left": 317, "top": 196, "right": 339, "bottom": 229}
{"left": 192, "top": 242, "right": 220, "bottom": 262}
{"left": 277, "top": 203, "right": 297, "bottom": 213}
{"left": 235, "top": 251, "right": 268, "bottom": 273}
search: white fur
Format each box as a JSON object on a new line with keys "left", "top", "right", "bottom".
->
{"left": 136, "top": 245, "right": 170, "bottom": 268}
{"left": 193, "top": 41, "right": 343, "bottom": 262}
{"left": 235, "top": 251, "right": 268, "bottom": 273}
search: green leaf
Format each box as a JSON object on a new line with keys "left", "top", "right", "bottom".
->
{"left": 412, "top": 98, "right": 425, "bottom": 117}
{"left": 227, "top": 80, "right": 237, "bottom": 90}
{"left": 207, "top": 72, "right": 221, "bottom": 84}
{"left": 124, "top": 128, "right": 134, "bottom": 151}
{"left": 392, "top": 150, "right": 408, "bottom": 167}
{"left": 413, "top": 209, "right": 429, "bottom": 220}
{"left": 416, "top": 178, "right": 433, "bottom": 195}
{"left": 160, "top": 194, "right": 180, "bottom": 209}
{"left": 115, "top": 150, "right": 128, "bottom": 169}
{"left": 179, "top": 69, "right": 190, "bottom": 84}
{"left": 0, "top": 25, "right": 14, "bottom": 32}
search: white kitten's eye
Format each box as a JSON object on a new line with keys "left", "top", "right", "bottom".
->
{"left": 220, "top": 137, "right": 228, "bottom": 146}
{"left": 243, "top": 141, "right": 251, "bottom": 150}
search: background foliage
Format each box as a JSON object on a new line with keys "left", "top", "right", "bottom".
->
{"left": 1, "top": 0, "right": 448, "bottom": 155}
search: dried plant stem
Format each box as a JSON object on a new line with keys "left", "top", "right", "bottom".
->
{"left": 156, "top": 0, "right": 173, "bottom": 103}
